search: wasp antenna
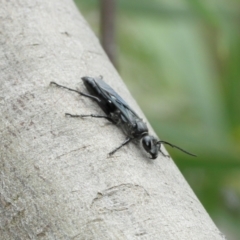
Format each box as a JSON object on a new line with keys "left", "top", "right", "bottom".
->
{"left": 157, "top": 141, "right": 196, "bottom": 157}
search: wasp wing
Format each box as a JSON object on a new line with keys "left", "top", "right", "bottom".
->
{"left": 94, "top": 77, "right": 140, "bottom": 123}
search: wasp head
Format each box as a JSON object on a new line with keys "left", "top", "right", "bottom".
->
{"left": 141, "top": 135, "right": 160, "bottom": 159}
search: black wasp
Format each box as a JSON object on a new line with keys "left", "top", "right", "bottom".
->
{"left": 50, "top": 76, "right": 196, "bottom": 159}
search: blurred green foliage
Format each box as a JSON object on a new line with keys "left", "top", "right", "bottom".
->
{"left": 74, "top": 0, "right": 240, "bottom": 238}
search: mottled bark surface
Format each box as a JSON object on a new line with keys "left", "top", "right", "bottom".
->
{"left": 0, "top": 0, "right": 225, "bottom": 239}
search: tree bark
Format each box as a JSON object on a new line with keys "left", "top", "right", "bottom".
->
{"left": 0, "top": 0, "right": 225, "bottom": 239}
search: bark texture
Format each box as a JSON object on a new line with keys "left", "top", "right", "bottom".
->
{"left": 0, "top": 0, "right": 225, "bottom": 239}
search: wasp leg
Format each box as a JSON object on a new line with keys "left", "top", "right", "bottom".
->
{"left": 159, "top": 148, "right": 170, "bottom": 158}
{"left": 65, "top": 113, "right": 112, "bottom": 121}
{"left": 108, "top": 138, "right": 132, "bottom": 156}
{"left": 50, "top": 81, "right": 101, "bottom": 102}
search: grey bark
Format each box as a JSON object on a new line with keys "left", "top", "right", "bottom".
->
{"left": 0, "top": 0, "right": 225, "bottom": 239}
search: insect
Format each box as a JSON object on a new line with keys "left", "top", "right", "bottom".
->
{"left": 50, "top": 76, "right": 196, "bottom": 159}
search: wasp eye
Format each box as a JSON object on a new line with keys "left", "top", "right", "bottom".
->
{"left": 146, "top": 140, "right": 151, "bottom": 148}
{"left": 142, "top": 136, "right": 151, "bottom": 149}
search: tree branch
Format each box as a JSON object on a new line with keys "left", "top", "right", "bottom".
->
{"left": 0, "top": 0, "right": 225, "bottom": 239}
{"left": 100, "top": 0, "right": 117, "bottom": 68}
